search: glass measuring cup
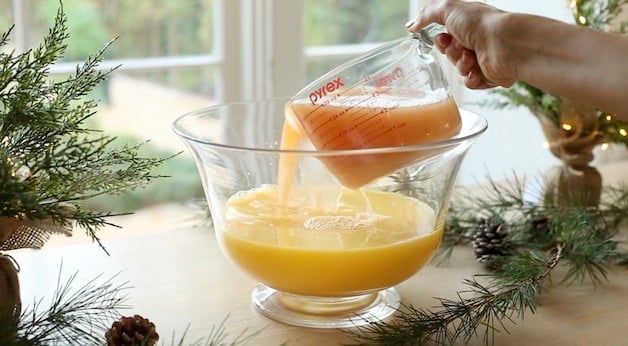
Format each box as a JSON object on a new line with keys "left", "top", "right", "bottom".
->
{"left": 285, "top": 24, "right": 458, "bottom": 189}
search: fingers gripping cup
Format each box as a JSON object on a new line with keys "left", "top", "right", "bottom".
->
{"left": 285, "top": 25, "right": 458, "bottom": 189}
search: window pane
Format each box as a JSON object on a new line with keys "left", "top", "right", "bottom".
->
{"left": 98, "top": 68, "right": 215, "bottom": 148}
{"left": 19, "top": 0, "right": 214, "bottom": 60}
{"left": 87, "top": 66, "right": 216, "bottom": 212}
{"left": 306, "top": 56, "right": 350, "bottom": 83}
{"left": 0, "top": 3, "right": 13, "bottom": 32}
{"left": 304, "top": 0, "right": 408, "bottom": 45}
{"left": 1, "top": 1, "right": 217, "bottom": 214}
{"left": 303, "top": 0, "right": 409, "bottom": 81}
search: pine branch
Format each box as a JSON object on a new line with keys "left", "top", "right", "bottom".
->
{"left": 441, "top": 177, "right": 627, "bottom": 282}
{"left": 369, "top": 170, "right": 627, "bottom": 345}
{"left": 348, "top": 246, "right": 564, "bottom": 346}
{"left": 2, "top": 268, "right": 131, "bottom": 346}
{"left": 554, "top": 207, "right": 626, "bottom": 284}
{"left": 2, "top": 265, "right": 265, "bottom": 346}
{"left": 477, "top": 82, "right": 561, "bottom": 126}
{"left": 0, "top": 4, "right": 171, "bottom": 248}
{"left": 0, "top": 7, "right": 69, "bottom": 135}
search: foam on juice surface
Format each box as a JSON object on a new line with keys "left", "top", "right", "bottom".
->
{"left": 303, "top": 213, "right": 388, "bottom": 232}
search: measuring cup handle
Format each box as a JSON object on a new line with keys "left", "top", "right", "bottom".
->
{"left": 412, "top": 23, "right": 447, "bottom": 48}
{"left": 411, "top": 23, "right": 497, "bottom": 86}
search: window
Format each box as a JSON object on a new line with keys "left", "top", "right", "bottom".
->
{"left": 1, "top": 0, "right": 590, "bottom": 217}
{"left": 2, "top": 0, "right": 220, "bottom": 214}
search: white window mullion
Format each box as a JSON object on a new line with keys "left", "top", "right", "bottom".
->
{"left": 269, "top": 0, "right": 305, "bottom": 98}
{"left": 12, "top": 0, "right": 29, "bottom": 53}
{"left": 215, "top": 0, "right": 241, "bottom": 103}
{"left": 408, "top": 0, "right": 422, "bottom": 20}
{"left": 241, "top": 0, "right": 269, "bottom": 100}
{"left": 218, "top": 0, "right": 304, "bottom": 103}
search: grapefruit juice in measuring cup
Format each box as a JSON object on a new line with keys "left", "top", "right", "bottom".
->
{"left": 285, "top": 30, "right": 462, "bottom": 188}
{"left": 286, "top": 89, "right": 460, "bottom": 188}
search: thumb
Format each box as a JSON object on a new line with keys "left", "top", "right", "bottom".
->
{"left": 406, "top": 4, "right": 447, "bottom": 33}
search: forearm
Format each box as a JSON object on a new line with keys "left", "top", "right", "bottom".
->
{"left": 499, "top": 12, "right": 628, "bottom": 117}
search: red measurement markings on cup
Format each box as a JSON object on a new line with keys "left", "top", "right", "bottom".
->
{"left": 363, "top": 110, "right": 406, "bottom": 145}
{"left": 320, "top": 106, "right": 373, "bottom": 148}
{"left": 297, "top": 66, "right": 416, "bottom": 149}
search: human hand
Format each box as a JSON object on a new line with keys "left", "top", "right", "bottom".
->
{"left": 406, "top": 0, "right": 516, "bottom": 89}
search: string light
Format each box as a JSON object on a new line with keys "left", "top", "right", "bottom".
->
{"left": 568, "top": 0, "right": 580, "bottom": 17}
{"left": 568, "top": 0, "right": 588, "bottom": 26}
{"left": 562, "top": 123, "right": 573, "bottom": 131}
{"left": 600, "top": 143, "right": 609, "bottom": 151}
{"left": 15, "top": 165, "right": 31, "bottom": 182}
{"left": 568, "top": 0, "right": 578, "bottom": 11}
{"left": 605, "top": 113, "right": 628, "bottom": 138}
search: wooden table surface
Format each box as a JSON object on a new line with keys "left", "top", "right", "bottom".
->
{"left": 12, "top": 160, "right": 628, "bottom": 345}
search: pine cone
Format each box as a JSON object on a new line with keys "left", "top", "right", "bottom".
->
{"left": 530, "top": 216, "right": 550, "bottom": 232}
{"left": 105, "top": 314, "right": 159, "bottom": 346}
{"left": 472, "top": 217, "right": 511, "bottom": 263}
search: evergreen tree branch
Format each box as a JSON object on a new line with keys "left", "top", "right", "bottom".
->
{"left": 348, "top": 246, "right": 564, "bottom": 346}
{"left": 0, "top": 4, "right": 170, "bottom": 250}
{"left": 378, "top": 169, "right": 627, "bottom": 345}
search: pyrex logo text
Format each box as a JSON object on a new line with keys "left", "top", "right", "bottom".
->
{"left": 309, "top": 77, "right": 344, "bottom": 105}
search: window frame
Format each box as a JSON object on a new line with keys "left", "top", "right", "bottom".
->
{"left": 11, "top": 0, "right": 439, "bottom": 103}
